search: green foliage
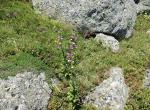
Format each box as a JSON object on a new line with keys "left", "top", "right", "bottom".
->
{"left": 139, "top": 11, "right": 150, "bottom": 20}
{"left": 0, "top": 1, "right": 73, "bottom": 79}
{"left": 55, "top": 35, "right": 80, "bottom": 109}
{"left": 81, "top": 104, "right": 99, "bottom": 110}
{"left": 125, "top": 89, "right": 150, "bottom": 110}
{"left": 0, "top": 52, "right": 51, "bottom": 79}
{"left": 67, "top": 80, "right": 80, "bottom": 110}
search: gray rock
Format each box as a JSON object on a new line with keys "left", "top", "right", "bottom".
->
{"left": 95, "top": 33, "right": 120, "bottom": 53}
{"left": 0, "top": 72, "right": 51, "bottom": 110}
{"left": 140, "top": 0, "right": 150, "bottom": 7}
{"left": 144, "top": 68, "right": 150, "bottom": 88}
{"left": 137, "top": 0, "right": 150, "bottom": 13}
{"left": 32, "top": 0, "right": 137, "bottom": 38}
{"left": 84, "top": 67, "right": 129, "bottom": 110}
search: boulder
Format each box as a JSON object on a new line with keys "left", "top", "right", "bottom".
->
{"left": 95, "top": 33, "right": 120, "bottom": 53}
{"left": 0, "top": 72, "right": 51, "bottom": 110}
{"left": 137, "top": 0, "right": 150, "bottom": 13}
{"left": 84, "top": 67, "right": 129, "bottom": 110}
{"left": 140, "top": 0, "right": 150, "bottom": 7}
{"left": 32, "top": 0, "right": 137, "bottom": 38}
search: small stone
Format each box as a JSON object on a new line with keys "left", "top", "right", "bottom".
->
{"left": 144, "top": 68, "right": 150, "bottom": 88}
{"left": 146, "top": 29, "right": 150, "bottom": 35}
{"left": 95, "top": 33, "right": 120, "bottom": 53}
{"left": 51, "top": 78, "right": 60, "bottom": 87}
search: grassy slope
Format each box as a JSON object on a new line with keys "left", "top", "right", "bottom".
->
{"left": 0, "top": 0, "right": 75, "bottom": 81}
{"left": 0, "top": 1, "right": 150, "bottom": 110}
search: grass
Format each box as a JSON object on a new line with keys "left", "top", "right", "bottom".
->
{"left": 0, "top": 0, "right": 74, "bottom": 79}
{"left": 0, "top": 0, "right": 150, "bottom": 110}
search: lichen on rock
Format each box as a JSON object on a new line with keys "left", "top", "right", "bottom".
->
{"left": 84, "top": 67, "right": 129, "bottom": 110}
{"left": 0, "top": 72, "right": 51, "bottom": 110}
{"left": 32, "top": 0, "right": 137, "bottom": 38}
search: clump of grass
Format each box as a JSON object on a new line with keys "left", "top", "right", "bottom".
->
{"left": 55, "top": 34, "right": 81, "bottom": 109}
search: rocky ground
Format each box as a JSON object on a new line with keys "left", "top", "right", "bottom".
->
{"left": 0, "top": 0, "right": 150, "bottom": 110}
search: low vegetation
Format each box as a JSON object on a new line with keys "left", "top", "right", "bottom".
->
{"left": 0, "top": 0, "right": 150, "bottom": 109}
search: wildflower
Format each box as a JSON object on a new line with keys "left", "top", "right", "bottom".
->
{"left": 70, "top": 42, "right": 77, "bottom": 49}
{"left": 70, "top": 35, "right": 77, "bottom": 42}
{"left": 66, "top": 34, "right": 77, "bottom": 64}
{"left": 56, "top": 35, "right": 63, "bottom": 49}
